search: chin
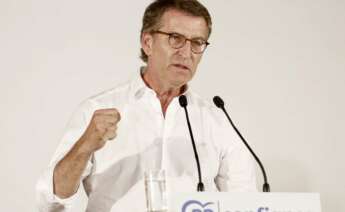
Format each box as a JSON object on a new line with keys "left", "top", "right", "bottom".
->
{"left": 167, "top": 67, "right": 193, "bottom": 86}
{"left": 170, "top": 77, "right": 190, "bottom": 88}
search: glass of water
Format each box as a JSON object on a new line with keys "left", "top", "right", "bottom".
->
{"left": 145, "top": 169, "right": 168, "bottom": 212}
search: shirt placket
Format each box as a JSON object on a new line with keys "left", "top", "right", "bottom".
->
{"left": 161, "top": 98, "right": 178, "bottom": 174}
{"left": 147, "top": 90, "right": 165, "bottom": 170}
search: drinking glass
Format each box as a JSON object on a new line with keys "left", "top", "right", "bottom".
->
{"left": 145, "top": 170, "right": 168, "bottom": 212}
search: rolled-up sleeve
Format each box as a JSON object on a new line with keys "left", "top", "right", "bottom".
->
{"left": 36, "top": 164, "right": 79, "bottom": 212}
{"left": 36, "top": 100, "right": 94, "bottom": 212}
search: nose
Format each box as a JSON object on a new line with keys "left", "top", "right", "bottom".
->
{"left": 177, "top": 40, "right": 193, "bottom": 59}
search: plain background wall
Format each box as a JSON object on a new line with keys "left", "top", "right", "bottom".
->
{"left": 0, "top": 0, "right": 344, "bottom": 211}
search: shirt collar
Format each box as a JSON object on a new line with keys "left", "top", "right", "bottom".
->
{"left": 130, "top": 66, "right": 191, "bottom": 101}
{"left": 130, "top": 67, "right": 148, "bottom": 100}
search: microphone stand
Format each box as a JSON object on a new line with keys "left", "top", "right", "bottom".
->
{"left": 213, "top": 96, "right": 270, "bottom": 192}
{"left": 179, "top": 95, "right": 205, "bottom": 192}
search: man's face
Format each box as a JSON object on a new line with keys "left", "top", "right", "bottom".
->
{"left": 142, "top": 9, "right": 209, "bottom": 88}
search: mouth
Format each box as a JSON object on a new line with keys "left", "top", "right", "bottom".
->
{"left": 172, "top": 63, "right": 190, "bottom": 71}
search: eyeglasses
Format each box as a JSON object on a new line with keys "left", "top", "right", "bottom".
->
{"left": 152, "top": 30, "right": 210, "bottom": 54}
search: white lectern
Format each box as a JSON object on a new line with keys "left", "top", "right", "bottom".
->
{"left": 168, "top": 192, "right": 321, "bottom": 212}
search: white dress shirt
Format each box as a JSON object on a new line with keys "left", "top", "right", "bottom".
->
{"left": 36, "top": 69, "right": 257, "bottom": 212}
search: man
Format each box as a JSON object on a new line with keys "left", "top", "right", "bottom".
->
{"left": 36, "top": 0, "right": 257, "bottom": 211}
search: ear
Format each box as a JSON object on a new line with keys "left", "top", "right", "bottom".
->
{"left": 141, "top": 32, "right": 154, "bottom": 57}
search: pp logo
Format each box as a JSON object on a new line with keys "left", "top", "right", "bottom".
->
{"left": 257, "top": 207, "right": 269, "bottom": 212}
{"left": 182, "top": 200, "right": 215, "bottom": 212}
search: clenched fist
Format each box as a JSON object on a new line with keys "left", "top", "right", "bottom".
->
{"left": 79, "top": 108, "right": 121, "bottom": 153}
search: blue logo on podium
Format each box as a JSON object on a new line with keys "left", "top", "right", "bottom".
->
{"left": 182, "top": 200, "right": 215, "bottom": 212}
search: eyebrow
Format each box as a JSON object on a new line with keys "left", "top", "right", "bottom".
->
{"left": 169, "top": 31, "right": 207, "bottom": 41}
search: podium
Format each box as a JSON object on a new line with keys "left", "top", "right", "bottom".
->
{"left": 168, "top": 192, "right": 321, "bottom": 212}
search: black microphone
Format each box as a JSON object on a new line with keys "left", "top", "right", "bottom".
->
{"left": 213, "top": 96, "right": 270, "bottom": 192}
{"left": 178, "top": 95, "right": 205, "bottom": 192}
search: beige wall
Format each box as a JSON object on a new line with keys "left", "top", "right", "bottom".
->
{"left": 0, "top": 0, "right": 344, "bottom": 211}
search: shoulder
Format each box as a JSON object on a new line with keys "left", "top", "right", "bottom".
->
{"left": 88, "top": 81, "right": 132, "bottom": 105}
{"left": 72, "top": 80, "right": 133, "bottom": 118}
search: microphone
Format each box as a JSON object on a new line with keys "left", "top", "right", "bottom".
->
{"left": 213, "top": 96, "right": 270, "bottom": 192}
{"left": 178, "top": 95, "right": 205, "bottom": 192}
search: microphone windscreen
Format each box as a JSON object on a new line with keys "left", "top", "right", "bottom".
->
{"left": 179, "top": 95, "right": 188, "bottom": 107}
{"left": 213, "top": 96, "right": 224, "bottom": 108}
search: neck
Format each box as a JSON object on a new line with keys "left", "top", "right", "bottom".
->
{"left": 142, "top": 68, "right": 185, "bottom": 116}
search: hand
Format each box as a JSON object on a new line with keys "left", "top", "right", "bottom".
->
{"left": 79, "top": 108, "right": 121, "bottom": 153}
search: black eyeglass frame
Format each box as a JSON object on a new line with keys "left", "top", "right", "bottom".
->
{"left": 151, "top": 30, "right": 210, "bottom": 54}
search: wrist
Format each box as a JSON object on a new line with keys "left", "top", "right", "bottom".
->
{"left": 76, "top": 136, "right": 95, "bottom": 156}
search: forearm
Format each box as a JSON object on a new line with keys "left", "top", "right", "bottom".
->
{"left": 53, "top": 137, "right": 92, "bottom": 199}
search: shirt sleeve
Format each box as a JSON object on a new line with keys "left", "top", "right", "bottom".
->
{"left": 210, "top": 107, "right": 258, "bottom": 192}
{"left": 36, "top": 100, "right": 94, "bottom": 212}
